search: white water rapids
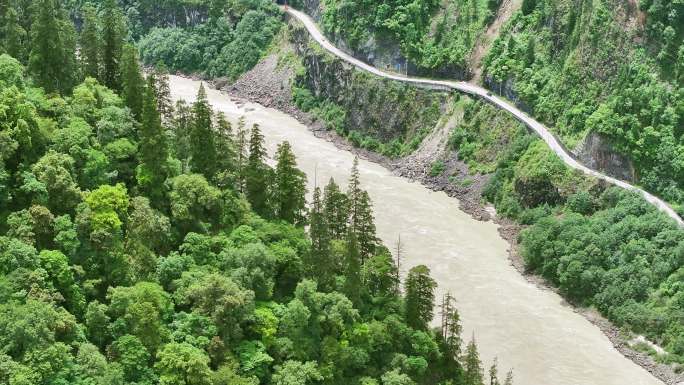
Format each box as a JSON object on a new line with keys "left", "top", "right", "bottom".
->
{"left": 169, "top": 75, "right": 663, "bottom": 385}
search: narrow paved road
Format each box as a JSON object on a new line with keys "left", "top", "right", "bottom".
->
{"left": 284, "top": 6, "right": 684, "bottom": 227}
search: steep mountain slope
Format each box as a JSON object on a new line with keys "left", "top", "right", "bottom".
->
{"left": 294, "top": 0, "right": 684, "bottom": 214}
{"left": 483, "top": 0, "right": 684, "bottom": 208}
{"left": 270, "top": 4, "right": 684, "bottom": 379}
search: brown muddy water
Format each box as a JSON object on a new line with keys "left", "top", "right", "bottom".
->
{"left": 169, "top": 75, "right": 663, "bottom": 385}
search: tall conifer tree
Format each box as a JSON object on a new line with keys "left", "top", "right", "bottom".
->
{"left": 215, "top": 112, "right": 235, "bottom": 167}
{"left": 323, "top": 178, "right": 348, "bottom": 239}
{"left": 120, "top": 44, "right": 145, "bottom": 120}
{"left": 235, "top": 116, "right": 248, "bottom": 192}
{"left": 153, "top": 64, "right": 174, "bottom": 121}
{"left": 189, "top": 84, "right": 217, "bottom": 178}
{"left": 405, "top": 265, "right": 436, "bottom": 330}
{"left": 28, "top": 0, "right": 79, "bottom": 93}
{"left": 345, "top": 157, "right": 376, "bottom": 261}
{"left": 3, "top": 6, "right": 25, "bottom": 62}
{"left": 463, "top": 336, "right": 485, "bottom": 385}
{"left": 343, "top": 231, "right": 362, "bottom": 306}
{"left": 245, "top": 123, "right": 271, "bottom": 217}
{"left": 309, "top": 186, "right": 333, "bottom": 289}
{"left": 274, "top": 141, "right": 307, "bottom": 225}
{"left": 101, "top": 0, "right": 126, "bottom": 90}
{"left": 355, "top": 190, "right": 377, "bottom": 260}
{"left": 172, "top": 99, "right": 192, "bottom": 168}
{"left": 80, "top": 5, "right": 100, "bottom": 79}
{"left": 137, "top": 75, "right": 169, "bottom": 204}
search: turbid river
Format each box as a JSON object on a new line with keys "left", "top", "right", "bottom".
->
{"left": 169, "top": 75, "right": 663, "bottom": 385}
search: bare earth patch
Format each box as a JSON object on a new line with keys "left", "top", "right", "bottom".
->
{"left": 469, "top": 0, "right": 522, "bottom": 83}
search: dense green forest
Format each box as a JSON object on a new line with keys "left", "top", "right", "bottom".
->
{"left": 275, "top": 0, "right": 684, "bottom": 366}
{"left": 482, "top": 0, "right": 684, "bottom": 209}
{"left": 0, "top": 1, "right": 516, "bottom": 384}
{"left": 137, "top": 1, "right": 282, "bottom": 80}
{"left": 311, "top": 0, "right": 498, "bottom": 74}
{"left": 449, "top": 99, "right": 684, "bottom": 365}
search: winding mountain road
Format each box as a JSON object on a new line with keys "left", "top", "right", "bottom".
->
{"left": 284, "top": 6, "right": 684, "bottom": 227}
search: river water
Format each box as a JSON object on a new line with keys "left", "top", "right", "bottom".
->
{"left": 169, "top": 75, "right": 663, "bottom": 385}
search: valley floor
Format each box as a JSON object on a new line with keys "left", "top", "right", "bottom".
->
{"left": 168, "top": 74, "right": 670, "bottom": 385}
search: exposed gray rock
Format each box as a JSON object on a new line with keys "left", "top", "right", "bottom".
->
{"left": 288, "top": 21, "right": 449, "bottom": 142}
{"left": 575, "top": 131, "right": 635, "bottom": 182}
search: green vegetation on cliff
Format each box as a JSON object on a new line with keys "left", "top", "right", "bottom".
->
{"left": 315, "top": 0, "right": 498, "bottom": 74}
{"left": 451, "top": 100, "right": 684, "bottom": 366}
{"left": 288, "top": 23, "right": 447, "bottom": 158}
{"left": 483, "top": 0, "right": 684, "bottom": 207}
{"left": 138, "top": 2, "right": 282, "bottom": 80}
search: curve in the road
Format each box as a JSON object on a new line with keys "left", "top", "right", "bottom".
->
{"left": 283, "top": 6, "right": 684, "bottom": 227}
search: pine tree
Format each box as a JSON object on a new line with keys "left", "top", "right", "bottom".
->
{"left": 80, "top": 5, "right": 100, "bottom": 79}
{"left": 189, "top": 83, "right": 217, "bottom": 178}
{"left": 120, "top": 44, "right": 145, "bottom": 120}
{"left": 394, "top": 235, "right": 404, "bottom": 292}
{"left": 343, "top": 231, "right": 362, "bottom": 306}
{"left": 405, "top": 265, "right": 436, "bottom": 330}
{"left": 137, "top": 75, "right": 169, "bottom": 204}
{"left": 101, "top": 0, "right": 126, "bottom": 90}
{"left": 274, "top": 141, "right": 307, "bottom": 225}
{"left": 309, "top": 186, "right": 333, "bottom": 289}
{"left": 153, "top": 64, "right": 174, "bottom": 121}
{"left": 440, "top": 292, "right": 463, "bottom": 360}
{"left": 323, "top": 177, "right": 349, "bottom": 239}
{"left": 344, "top": 158, "right": 376, "bottom": 262}
{"left": 503, "top": 370, "right": 513, "bottom": 385}
{"left": 245, "top": 123, "right": 271, "bottom": 217}
{"left": 214, "top": 112, "right": 236, "bottom": 174}
{"left": 463, "top": 336, "right": 485, "bottom": 385}
{"left": 235, "top": 116, "right": 248, "bottom": 192}
{"left": 172, "top": 99, "right": 192, "bottom": 170}
{"left": 355, "top": 190, "right": 377, "bottom": 261}
{"left": 28, "top": 0, "right": 79, "bottom": 93}
{"left": 489, "top": 358, "right": 500, "bottom": 385}
{"left": 3, "top": 6, "right": 26, "bottom": 62}
{"left": 347, "top": 157, "right": 362, "bottom": 228}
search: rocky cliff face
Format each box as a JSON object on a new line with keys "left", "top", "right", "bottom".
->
{"left": 294, "top": 1, "right": 466, "bottom": 79}
{"left": 484, "top": 76, "right": 636, "bottom": 183}
{"left": 288, "top": 21, "right": 449, "bottom": 142}
{"left": 296, "top": 0, "right": 410, "bottom": 74}
{"left": 575, "top": 131, "right": 635, "bottom": 182}
{"left": 297, "top": 0, "right": 323, "bottom": 22}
